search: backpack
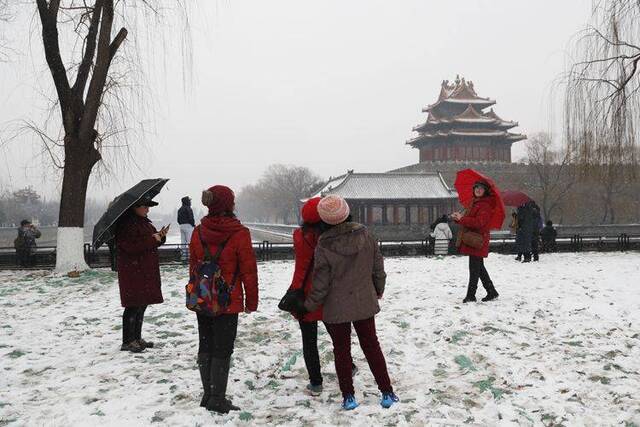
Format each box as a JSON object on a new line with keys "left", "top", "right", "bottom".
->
{"left": 185, "top": 227, "right": 238, "bottom": 316}
{"left": 14, "top": 230, "right": 26, "bottom": 249}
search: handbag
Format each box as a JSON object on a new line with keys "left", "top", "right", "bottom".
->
{"left": 278, "top": 256, "right": 314, "bottom": 313}
{"left": 454, "top": 203, "right": 485, "bottom": 250}
{"left": 460, "top": 229, "right": 484, "bottom": 249}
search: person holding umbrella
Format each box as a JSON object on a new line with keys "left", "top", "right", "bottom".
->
{"left": 452, "top": 170, "right": 505, "bottom": 303}
{"left": 116, "top": 196, "right": 169, "bottom": 353}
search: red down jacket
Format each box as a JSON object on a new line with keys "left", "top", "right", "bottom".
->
{"left": 290, "top": 227, "right": 323, "bottom": 322}
{"left": 457, "top": 195, "right": 497, "bottom": 258}
{"left": 189, "top": 215, "right": 259, "bottom": 313}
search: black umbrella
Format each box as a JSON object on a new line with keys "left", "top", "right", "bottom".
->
{"left": 92, "top": 178, "right": 169, "bottom": 249}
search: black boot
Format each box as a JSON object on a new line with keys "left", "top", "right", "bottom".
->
{"left": 197, "top": 353, "right": 211, "bottom": 407}
{"left": 481, "top": 283, "right": 499, "bottom": 302}
{"left": 462, "top": 285, "right": 478, "bottom": 304}
{"left": 522, "top": 253, "right": 532, "bottom": 263}
{"left": 206, "top": 357, "right": 240, "bottom": 413}
{"left": 515, "top": 253, "right": 522, "bottom": 261}
{"left": 533, "top": 253, "right": 539, "bottom": 262}
{"left": 462, "top": 287, "right": 477, "bottom": 303}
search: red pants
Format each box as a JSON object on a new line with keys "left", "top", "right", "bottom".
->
{"left": 325, "top": 317, "right": 393, "bottom": 397}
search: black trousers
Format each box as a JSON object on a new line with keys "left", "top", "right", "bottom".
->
{"left": 467, "top": 256, "right": 493, "bottom": 296}
{"left": 122, "top": 306, "right": 147, "bottom": 344}
{"left": 197, "top": 314, "right": 239, "bottom": 358}
{"left": 532, "top": 234, "right": 540, "bottom": 257}
{"left": 299, "top": 320, "right": 323, "bottom": 386}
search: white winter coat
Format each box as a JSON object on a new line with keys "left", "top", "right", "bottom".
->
{"left": 431, "top": 222, "right": 453, "bottom": 240}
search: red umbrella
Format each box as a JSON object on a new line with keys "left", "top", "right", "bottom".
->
{"left": 501, "top": 190, "right": 532, "bottom": 207}
{"left": 454, "top": 169, "right": 506, "bottom": 230}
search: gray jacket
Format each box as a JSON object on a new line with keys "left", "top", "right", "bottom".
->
{"left": 304, "top": 222, "right": 386, "bottom": 324}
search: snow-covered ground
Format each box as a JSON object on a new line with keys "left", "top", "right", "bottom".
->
{"left": 1, "top": 252, "right": 639, "bottom": 426}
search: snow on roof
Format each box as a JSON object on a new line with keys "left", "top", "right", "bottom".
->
{"left": 310, "top": 172, "right": 456, "bottom": 200}
{"left": 425, "top": 76, "right": 495, "bottom": 111}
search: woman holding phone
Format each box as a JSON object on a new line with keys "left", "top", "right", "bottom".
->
{"left": 115, "top": 196, "right": 168, "bottom": 353}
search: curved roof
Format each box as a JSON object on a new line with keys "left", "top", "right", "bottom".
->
{"left": 309, "top": 172, "right": 457, "bottom": 200}
{"left": 425, "top": 77, "right": 495, "bottom": 112}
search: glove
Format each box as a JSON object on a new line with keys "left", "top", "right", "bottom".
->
{"left": 294, "top": 297, "right": 308, "bottom": 315}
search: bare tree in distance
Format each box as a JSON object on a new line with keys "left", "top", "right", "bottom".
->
{"left": 237, "top": 165, "right": 324, "bottom": 224}
{"left": 4, "top": 1, "right": 194, "bottom": 273}
{"left": 525, "top": 132, "right": 577, "bottom": 222}
{"left": 565, "top": 0, "right": 640, "bottom": 171}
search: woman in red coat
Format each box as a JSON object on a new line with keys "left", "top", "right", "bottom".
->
{"left": 115, "top": 197, "right": 168, "bottom": 353}
{"left": 451, "top": 181, "right": 500, "bottom": 303}
{"left": 189, "top": 185, "right": 258, "bottom": 414}
{"left": 289, "top": 198, "right": 325, "bottom": 393}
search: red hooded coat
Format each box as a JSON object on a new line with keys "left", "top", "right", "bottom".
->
{"left": 189, "top": 216, "right": 259, "bottom": 313}
{"left": 457, "top": 195, "right": 496, "bottom": 258}
{"left": 290, "top": 227, "right": 323, "bottom": 322}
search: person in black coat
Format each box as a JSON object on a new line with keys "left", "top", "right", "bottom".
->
{"left": 515, "top": 204, "right": 533, "bottom": 262}
{"left": 529, "top": 202, "right": 542, "bottom": 261}
{"left": 178, "top": 196, "right": 196, "bottom": 259}
{"left": 540, "top": 220, "right": 558, "bottom": 253}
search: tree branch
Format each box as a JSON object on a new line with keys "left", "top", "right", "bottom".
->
{"left": 37, "top": 0, "right": 73, "bottom": 132}
{"left": 72, "top": 0, "right": 104, "bottom": 98}
{"left": 79, "top": 0, "right": 127, "bottom": 143}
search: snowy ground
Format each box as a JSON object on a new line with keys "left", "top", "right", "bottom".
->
{"left": 1, "top": 252, "right": 640, "bottom": 426}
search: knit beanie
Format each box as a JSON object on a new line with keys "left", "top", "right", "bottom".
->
{"left": 317, "top": 195, "right": 350, "bottom": 225}
{"left": 301, "top": 197, "right": 322, "bottom": 224}
{"left": 201, "top": 185, "right": 235, "bottom": 215}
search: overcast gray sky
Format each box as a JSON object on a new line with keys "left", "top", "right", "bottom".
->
{"left": 0, "top": 0, "right": 591, "bottom": 213}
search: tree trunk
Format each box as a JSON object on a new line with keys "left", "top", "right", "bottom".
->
{"left": 55, "top": 135, "right": 100, "bottom": 273}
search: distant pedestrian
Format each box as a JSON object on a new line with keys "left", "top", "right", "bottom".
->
{"left": 14, "top": 220, "right": 41, "bottom": 267}
{"left": 509, "top": 211, "right": 523, "bottom": 260}
{"left": 178, "top": 196, "right": 195, "bottom": 260}
{"left": 540, "top": 220, "right": 558, "bottom": 253}
{"left": 303, "top": 195, "right": 399, "bottom": 411}
{"left": 529, "top": 201, "right": 542, "bottom": 261}
{"left": 115, "top": 197, "right": 168, "bottom": 353}
{"left": 509, "top": 212, "right": 518, "bottom": 235}
{"left": 515, "top": 203, "right": 533, "bottom": 262}
{"left": 430, "top": 215, "right": 452, "bottom": 256}
{"left": 451, "top": 181, "right": 499, "bottom": 303}
{"left": 189, "top": 185, "right": 258, "bottom": 414}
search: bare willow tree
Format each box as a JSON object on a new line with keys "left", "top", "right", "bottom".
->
{"left": 566, "top": 0, "right": 640, "bottom": 162}
{"left": 526, "top": 132, "right": 577, "bottom": 221}
{"left": 23, "top": 1, "right": 192, "bottom": 272}
{"left": 0, "top": 0, "right": 12, "bottom": 61}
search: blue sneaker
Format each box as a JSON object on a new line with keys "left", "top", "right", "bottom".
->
{"left": 342, "top": 394, "right": 358, "bottom": 410}
{"left": 380, "top": 392, "right": 399, "bottom": 408}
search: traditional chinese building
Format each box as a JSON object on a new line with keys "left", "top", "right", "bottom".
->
{"left": 310, "top": 171, "right": 458, "bottom": 240}
{"left": 408, "top": 76, "right": 526, "bottom": 163}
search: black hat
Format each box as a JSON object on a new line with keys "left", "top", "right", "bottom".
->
{"left": 20, "top": 219, "right": 31, "bottom": 226}
{"left": 136, "top": 197, "right": 159, "bottom": 207}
